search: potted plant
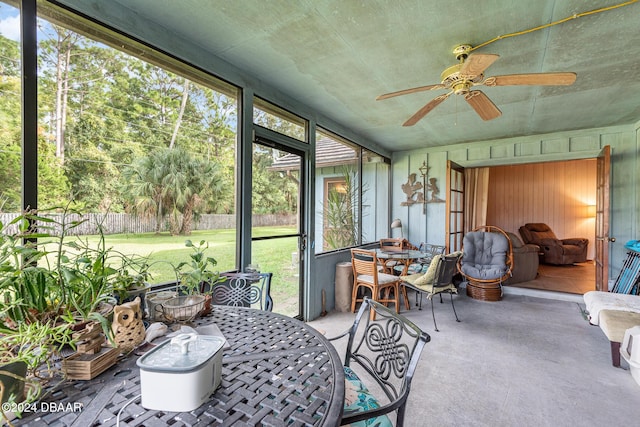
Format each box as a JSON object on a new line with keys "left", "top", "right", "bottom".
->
{"left": 0, "top": 209, "right": 151, "bottom": 415}
{"left": 172, "top": 240, "right": 226, "bottom": 317}
{"left": 111, "top": 254, "right": 152, "bottom": 317}
{"left": 0, "top": 310, "right": 76, "bottom": 420}
{"left": 0, "top": 321, "right": 74, "bottom": 410}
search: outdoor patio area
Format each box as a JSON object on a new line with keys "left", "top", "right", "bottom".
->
{"left": 309, "top": 286, "right": 640, "bottom": 426}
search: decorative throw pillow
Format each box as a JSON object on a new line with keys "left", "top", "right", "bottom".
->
{"left": 413, "top": 254, "right": 442, "bottom": 286}
{"left": 343, "top": 366, "right": 393, "bottom": 427}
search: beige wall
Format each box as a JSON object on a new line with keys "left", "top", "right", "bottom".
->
{"left": 485, "top": 159, "right": 597, "bottom": 259}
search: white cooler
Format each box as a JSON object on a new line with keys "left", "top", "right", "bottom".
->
{"left": 137, "top": 333, "right": 224, "bottom": 411}
{"left": 620, "top": 325, "right": 640, "bottom": 386}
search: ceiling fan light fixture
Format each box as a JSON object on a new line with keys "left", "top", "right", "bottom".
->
{"left": 378, "top": 43, "right": 576, "bottom": 125}
{"left": 452, "top": 81, "right": 471, "bottom": 95}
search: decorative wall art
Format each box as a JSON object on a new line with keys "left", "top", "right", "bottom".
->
{"left": 401, "top": 161, "right": 444, "bottom": 213}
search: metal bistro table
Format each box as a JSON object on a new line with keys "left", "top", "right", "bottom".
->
{"left": 375, "top": 248, "right": 426, "bottom": 276}
{"left": 19, "top": 306, "right": 345, "bottom": 426}
{"left": 375, "top": 249, "right": 429, "bottom": 311}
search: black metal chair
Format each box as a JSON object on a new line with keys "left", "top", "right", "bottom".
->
{"left": 329, "top": 297, "right": 430, "bottom": 427}
{"left": 213, "top": 272, "right": 274, "bottom": 311}
{"left": 401, "top": 252, "right": 462, "bottom": 332}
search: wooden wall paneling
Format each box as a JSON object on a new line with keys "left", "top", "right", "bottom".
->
{"left": 485, "top": 159, "right": 596, "bottom": 259}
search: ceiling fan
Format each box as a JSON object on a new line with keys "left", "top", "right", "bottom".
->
{"left": 376, "top": 44, "right": 577, "bottom": 126}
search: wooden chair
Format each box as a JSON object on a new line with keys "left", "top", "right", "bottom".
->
{"left": 350, "top": 249, "right": 406, "bottom": 320}
{"left": 329, "top": 297, "right": 430, "bottom": 426}
{"left": 378, "top": 238, "right": 406, "bottom": 274}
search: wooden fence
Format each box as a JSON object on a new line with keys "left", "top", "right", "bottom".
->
{"left": 0, "top": 213, "right": 296, "bottom": 236}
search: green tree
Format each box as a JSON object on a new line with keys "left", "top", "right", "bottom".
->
{"left": 0, "top": 35, "right": 21, "bottom": 211}
{"left": 123, "top": 148, "right": 225, "bottom": 235}
{"left": 160, "top": 147, "right": 225, "bottom": 235}
{"left": 6, "top": 19, "right": 240, "bottom": 218}
{"left": 121, "top": 150, "right": 168, "bottom": 232}
{"left": 251, "top": 145, "right": 298, "bottom": 215}
{"left": 64, "top": 115, "right": 121, "bottom": 211}
{"left": 0, "top": 34, "right": 20, "bottom": 77}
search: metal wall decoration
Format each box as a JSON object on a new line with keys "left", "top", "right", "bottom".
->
{"left": 400, "top": 161, "right": 444, "bottom": 213}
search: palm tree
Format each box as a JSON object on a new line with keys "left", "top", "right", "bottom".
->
{"left": 123, "top": 147, "right": 225, "bottom": 235}
{"left": 122, "top": 151, "right": 167, "bottom": 233}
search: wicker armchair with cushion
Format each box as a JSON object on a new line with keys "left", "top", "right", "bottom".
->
{"left": 458, "top": 226, "right": 513, "bottom": 301}
{"left": 518, "top": 223, "right": 588, "bottom": 265}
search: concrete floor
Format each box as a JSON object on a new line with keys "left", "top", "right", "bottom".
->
{"left": 308, "top": 286, "right": 640, "bottom": 427}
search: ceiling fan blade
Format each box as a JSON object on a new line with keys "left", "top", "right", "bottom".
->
{"left": 376, "top": 84, "right": 445, "bottom": 101}
{"left": 487, "top": 72, "right": 577, "bottom": 86}
{"left": 460, "top": 53, "right": 500, "bottom": 77}
{"left": 464, "top": 90, "right": 502, "bottom": 121}
{"left": 402, "top": 92, "right": 452, "bottom": 126}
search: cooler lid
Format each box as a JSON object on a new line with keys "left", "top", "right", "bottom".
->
{"left": 137, "top": 333, "right": 224, "bottom": 373}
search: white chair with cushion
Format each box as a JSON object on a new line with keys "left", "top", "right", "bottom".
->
{"left": 401, "top": 251, "right": 463, "bottom": 331}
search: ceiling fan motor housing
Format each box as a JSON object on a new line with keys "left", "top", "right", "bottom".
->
{"left": 440, "top": 63, "right": 482, "bottom": 95}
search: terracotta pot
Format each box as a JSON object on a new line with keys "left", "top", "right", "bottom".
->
{"left": 200, "top": 294, "right": 213, "bottom": 316}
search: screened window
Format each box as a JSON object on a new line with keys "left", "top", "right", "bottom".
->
{"left": 253, "top": 97, "right": 306, "bottom": 142}
{"left": 0, "top": 1, "right": 21, "bottom": 212}
{"left": 314, "top": 129, "right": 389, "bottom": 254}
{"left": 1, "top": 2, "right": 241, "bottom": 284}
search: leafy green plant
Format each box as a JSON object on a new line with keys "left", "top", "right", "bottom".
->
{"left": 0, "top": 214, "right": 58, "bottom": 328}
{"left": 324, "top": 167, "right": 367, "bottom": 250}
{"left": 0, "top": 320, "right": 75, "bottom": 420}
{"left": 175, "top": 239, "right": 225, "bottom": 295}
{"left": 0, "top": 209, "right": 153, "bottom": 409}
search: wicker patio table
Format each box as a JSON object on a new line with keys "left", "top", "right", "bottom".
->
{"left": 17, "top": 306, "right": 345, "bottom": 426}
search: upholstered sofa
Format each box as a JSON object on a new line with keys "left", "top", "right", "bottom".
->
{"left": 518, "top": 223, "right": 588, "bottom": 265}
{"left": 505, "top": 232, "right": 539, "bottom": 284}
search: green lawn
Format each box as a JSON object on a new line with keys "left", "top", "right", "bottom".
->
{"left": 77, "top": 226, "right": 300, "bottom": 316}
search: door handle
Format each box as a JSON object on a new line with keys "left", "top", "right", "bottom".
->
{"left": 608, "top": 237, "right": 616, "bottom": 242}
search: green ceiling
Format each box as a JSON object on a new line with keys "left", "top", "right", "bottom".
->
{"left": 56, "top": 0, "right": 640, "bottom": 152}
